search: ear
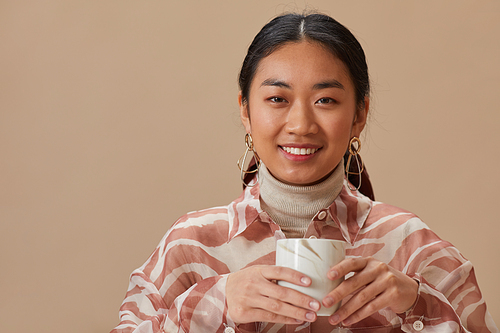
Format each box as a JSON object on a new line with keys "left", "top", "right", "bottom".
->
{"left": 351, "top": 96, "right": 369, "bottom": 138}
{"left": 239, "top": 91, "right": 252, "bottom": 134}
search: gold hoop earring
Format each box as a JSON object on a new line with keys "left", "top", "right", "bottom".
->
{"left": 237, "top": 133, "right": 261, "bottom": 187}
{"left": 345, "top": 137, "right": 364, "bottom": 191}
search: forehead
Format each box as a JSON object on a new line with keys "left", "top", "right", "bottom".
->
{"left": 251, "top": 41, "right": 353, "bottom": 89}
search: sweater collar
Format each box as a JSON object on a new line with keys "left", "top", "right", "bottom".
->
{"left": 258, "top": 162, "right": 344, "bottom": 231}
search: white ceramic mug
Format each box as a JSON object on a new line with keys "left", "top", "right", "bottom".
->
{"left": 276, "top": 238, "right": 346, "bottom": 316}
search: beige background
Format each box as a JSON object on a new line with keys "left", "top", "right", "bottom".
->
{"left": 1, "top": 1, "right": 499, "bottom": 332}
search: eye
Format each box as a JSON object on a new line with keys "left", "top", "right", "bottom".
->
{"left": 268, "top": 96, "right": 287, "bottom": 103}
{"left": 316, "top": 97, "right": 336, "bottom": 105}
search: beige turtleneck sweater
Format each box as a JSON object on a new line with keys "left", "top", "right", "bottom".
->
{"left": 258, "top": 162, "right": 344, "bottom": 238}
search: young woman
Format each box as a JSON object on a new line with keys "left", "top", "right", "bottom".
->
{"left": 111, "top": 13, "right": 498, "bottom": 333}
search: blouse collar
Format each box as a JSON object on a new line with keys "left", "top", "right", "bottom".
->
{"left": 227, "top": 178, "right": 373, "bottom": 245}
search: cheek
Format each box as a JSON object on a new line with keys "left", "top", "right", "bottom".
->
{"left": 249, "top": 110, "right": 281, "bottom": 136}
{"left": 252, "top": 125, "right": 275, "bottom": 153}
{"left": 324, "top": 118, "right": 353, "bottom": 140}
{"left": 247, "top": 118, "right": 269, "bottom": 149}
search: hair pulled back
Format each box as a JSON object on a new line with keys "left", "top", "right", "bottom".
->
{"left": 238, "top": 13, "right": 369, "bottom": 109}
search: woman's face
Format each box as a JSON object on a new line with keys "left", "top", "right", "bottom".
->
{"left": 239, "top": 41, "right": 368, "bottom": 186}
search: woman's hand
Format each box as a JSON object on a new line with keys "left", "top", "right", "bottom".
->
{"left": 226, "top": 265, "right": 321, "bottom": 325}
{"left": 323, "top": 257, "right": 419, "bottom": 326}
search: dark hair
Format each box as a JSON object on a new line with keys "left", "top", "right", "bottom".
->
{"left": 238, "top": 13, "right": 370, "bottom": 110}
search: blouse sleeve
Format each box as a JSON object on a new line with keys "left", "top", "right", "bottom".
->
{"left": 110, "top": 216, "right": 238, "bottom": 333}
{"left": 110, "top": 268, "right": 234, "bottom": 333}
{"left": 398, "top": 220, "right": 498, "bottom": 333}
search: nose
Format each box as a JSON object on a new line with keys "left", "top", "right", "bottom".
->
{"left": 284, "top": 102, "right": 319, "bottom": 136}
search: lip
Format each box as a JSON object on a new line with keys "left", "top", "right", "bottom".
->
{"left": 279, "top": 144, "right": 322, "bottom": 161}
{"left": 280, "top": 143, "right": 321, "bottom": 149}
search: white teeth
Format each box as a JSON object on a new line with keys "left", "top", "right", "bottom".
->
{"left": 282, "top": 147, "right": 319, "bottom": 155}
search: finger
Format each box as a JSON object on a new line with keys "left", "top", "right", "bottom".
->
{"left": 327, "top": 257, "right": 368, "bottom": 280}
{"left": 261, "top": 265, "right": 312, "bottom": 286}
{"left": 328, "top": 278, "right": 385, "bottom": 325}
{"left": 323, "top": 265, "right": 376, "bottom": 309}
{"left": 240, "top": 281, "right": 319, "bottom": 322}
{"left": 259, "top": 280, "right": 321, "bottom": 312}
{"left": 258, "top": 296, "right": 318, "bottom": 323}
{"left": 337, "top": 292, "right": 388, "bottom": 326}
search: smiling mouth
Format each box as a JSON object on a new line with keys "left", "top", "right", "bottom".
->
{"left": 280, "top": 146, "right": 320, "bottom": 155}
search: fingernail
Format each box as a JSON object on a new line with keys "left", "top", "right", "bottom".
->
{"left": 343, "top": 318, "right": 351, "bottom": 326}
{"left": 323, "top": 296, "right": 334, "bottom": 307}
{"left": 300, "top": 276, "right": 311, "bottom": 285}
{"left": 309, "top": 300, "right": 320, "bottom": 310}
{"left": 306, "top": 312, "right": 315, "bottom": 321}
{"left": 330, "top": 314, "right": 340, "bottom": 325}
{"left": 328, "top": 270, "right": 338, "bottom": 280}
{"left": 294, "top": 319, "right": 304, "bottom": 323}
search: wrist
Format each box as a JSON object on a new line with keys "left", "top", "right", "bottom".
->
{"left": 397, "top": 275, "right": 421, "bottom": 316}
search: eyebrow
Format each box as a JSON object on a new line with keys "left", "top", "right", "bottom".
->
{"left": 313, "top": 80, "right": 345, "bottom": 90}
{"left": 260, "top": 79, "right": 291, "bottom": 89}
{"left": 260, "top": 78, "right": 345, "bottom": 90}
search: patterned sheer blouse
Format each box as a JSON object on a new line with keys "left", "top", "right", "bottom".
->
{"left": 111, "top": 180, "right": 498, "bottom": 333}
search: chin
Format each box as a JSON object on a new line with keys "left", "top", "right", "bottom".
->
{"left": 281, "top": 176, "right": 319, "bottom": 186}
{"left": 271, "top": 168, "right": 323, "bottom": 186}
